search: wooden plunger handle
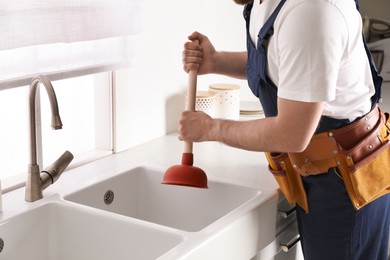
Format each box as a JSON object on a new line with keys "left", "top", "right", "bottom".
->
{"left": 184, "top": 68, "right": 198, "bottom": 154}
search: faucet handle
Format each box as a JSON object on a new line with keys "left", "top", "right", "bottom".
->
{"left": 41, "top": 151, "right": 74, "bottom": 189}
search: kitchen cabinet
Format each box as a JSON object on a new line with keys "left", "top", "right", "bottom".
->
{"left": 251, "top": 198, "right": 304, "bottom": 260}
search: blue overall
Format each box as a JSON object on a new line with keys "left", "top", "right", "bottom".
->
{"left": 243, "top": 1, "right": 390, "bottom": 259}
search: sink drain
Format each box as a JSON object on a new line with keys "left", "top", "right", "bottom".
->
{"left": 104, "top": 190, "right": 114, "bottom": 205}
{"left": 0, "top": 238, "right": 4, "bottom": 253}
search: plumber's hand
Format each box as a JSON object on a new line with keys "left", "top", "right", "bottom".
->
{"left": 183, "top": 31, "right": 217, "bottom": 75}
{"left": 178, "top": 111, "right": 215, "bottom": 142}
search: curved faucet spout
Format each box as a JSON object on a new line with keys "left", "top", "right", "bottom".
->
{"left": 28, "top": 75, "right": 62, "bottom": 165}
{"left": 26, "top": 75, "right": 73, "bottom": 202}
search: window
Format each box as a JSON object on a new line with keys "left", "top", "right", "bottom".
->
{"left": 0, "top": 87, "right": 28, "bottom": 179}
{"left": 40, "top": 73, "right": 112, "bottom": 168}
{"left": 0, "top": 0, "right": 141, "bottom": 191}
{"left": 0, "top": 73, "right": 112, "bottom": 191}
{"left": 0, "top": 0, "right": 140, "bottom": 89}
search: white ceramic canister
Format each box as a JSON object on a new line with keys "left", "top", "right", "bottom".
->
{"left": 209, "top": 83, "right": 240, "bottom": 120}
{"left": 186, "top": 90, "right": 217, "bottom": 117}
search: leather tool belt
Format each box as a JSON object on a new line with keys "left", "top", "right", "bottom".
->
{"left": 266, "top": 106, "right": 390, "bottom": 212}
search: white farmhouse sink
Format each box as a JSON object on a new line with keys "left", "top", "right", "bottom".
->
{"left": 65, "top": 166, "right": 261, "bottom": 232}
{"left": 0, "top": 201, "right": 183, "bottom": 260}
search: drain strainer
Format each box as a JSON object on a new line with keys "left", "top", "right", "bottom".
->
{"left": 104, "top": 190, "right": 114, "bottom": 205}
{"left": 0, "top": 238, "right": 4, "bottom": 253}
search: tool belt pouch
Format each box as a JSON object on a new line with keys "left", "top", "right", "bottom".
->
{"left": 338, "top": 111, "right": 390, "bottom": 210}
{"left": 266, "top": 152, "right": 309, "bottom": 212}
{"left": 288, "top": 132, "right": 340, "bottom": 177}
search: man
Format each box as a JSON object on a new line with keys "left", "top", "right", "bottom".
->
{"left": 179, "top": 0, "right": 390, "bottom": 259}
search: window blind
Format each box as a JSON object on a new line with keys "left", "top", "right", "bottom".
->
{"left": 0, "top": 0, "right": 141, "bottom": 89}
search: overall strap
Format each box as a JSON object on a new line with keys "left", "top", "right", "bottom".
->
{"left": 258, "top": 0, "right": 286, "bottom": 46}
{"left": 354, "top": 0, "right": 383, "bottom": 108}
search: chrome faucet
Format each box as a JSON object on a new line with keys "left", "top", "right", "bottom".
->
{"left": 25, "top": 75, "right": 74, "bottom": 202}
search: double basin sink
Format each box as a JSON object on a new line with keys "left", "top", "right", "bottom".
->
{"left": 0, "top": 165, "right": 271, "bottom": 259}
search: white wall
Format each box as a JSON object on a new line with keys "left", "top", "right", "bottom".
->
{"left": 113, "top": 0, "right": 256, "bottom": 152}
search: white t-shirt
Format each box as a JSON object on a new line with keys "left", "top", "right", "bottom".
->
{"left": 249, "top": 0, "right": 375, "bottom": 121}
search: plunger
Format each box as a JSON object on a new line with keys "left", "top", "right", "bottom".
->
{"left": 162, "top": 67, "right": 208, "bottom": 188}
